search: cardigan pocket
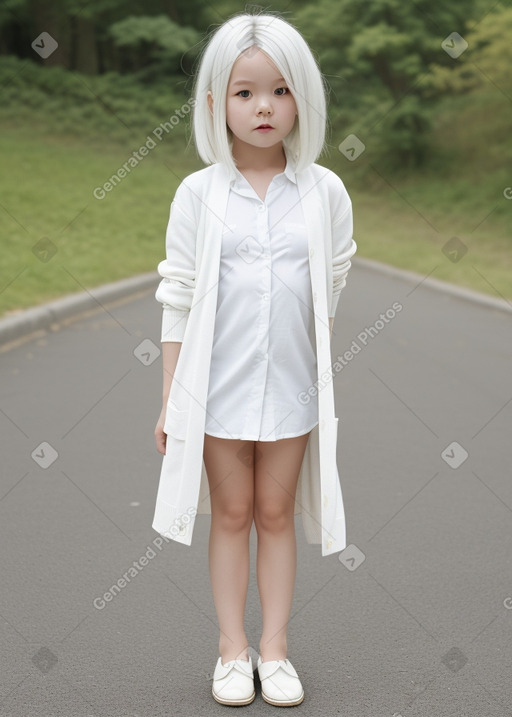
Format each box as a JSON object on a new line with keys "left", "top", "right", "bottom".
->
{"left": 164, "top": 402, "right": 188, "bottom": 441}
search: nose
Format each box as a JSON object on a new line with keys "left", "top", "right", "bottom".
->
{"left": 255, "top": 94, "right": 273, "bottom": 115}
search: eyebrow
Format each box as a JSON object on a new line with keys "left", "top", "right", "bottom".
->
{"left": 231, "top": 78, "right": 286, "bottom": 86}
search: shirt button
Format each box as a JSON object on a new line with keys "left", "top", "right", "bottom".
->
{"left": 258, "top": 204, "right": 265, "bottom": 212}
{"left": 309, "top": 248, "right": 314, "bottom": 257}
{"left": 313, "top": 292, "right": 318, "bottom": 303}
{"left": 262, "top": 293, "right": 269, "bottom": 301}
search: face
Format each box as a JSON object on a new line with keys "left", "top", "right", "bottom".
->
{"left": 214, "top": 47, "right": 297, "bottom": 152}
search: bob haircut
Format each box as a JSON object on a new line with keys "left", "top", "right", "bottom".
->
{"left": 191, "top": 12, "right": 328, "bottom": 176}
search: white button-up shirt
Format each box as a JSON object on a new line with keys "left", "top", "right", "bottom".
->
{"left": 204, "top": 155, "right": 318, "bottom": 441}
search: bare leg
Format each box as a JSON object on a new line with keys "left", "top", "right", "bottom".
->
{"left": 253, "top": 432, "right": 310, "bottom": 662}
{"left": 203, "top": 434, "right": 255, "bottom": 663}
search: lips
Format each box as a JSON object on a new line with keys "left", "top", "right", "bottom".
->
{"left": 256, "top": 124, "right": 273, "bottom": 129}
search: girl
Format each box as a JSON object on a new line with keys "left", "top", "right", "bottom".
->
{"left": 153, "top": 10, "right": 357, "bottom": 708}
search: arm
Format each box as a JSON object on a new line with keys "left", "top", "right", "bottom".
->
{"left": 330, "top": 203, "right": 357, "bottom": 318}
{"left": 155, "top": 186, "right": 197, "bottom": 343}
{"left": 155, "top": 341, "right": 182, "bottom": 455}
{"left": 329, "top": 174, "right": 357, "bottom": 325}
{"left": 162, "top": 341, "right": 181, "bottom": 405}
{"left": 154, "top": 182, "right": 197, "bottom": 454}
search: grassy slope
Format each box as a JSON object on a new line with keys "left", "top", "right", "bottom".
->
{"left": 0, "top": 76, "right": 510, "bottom": 317}
{"left": 329, "top": 86, "right": 512, "bottom": 302}
{"left": 0, "top": 124, "right": 201, "bottom": 315}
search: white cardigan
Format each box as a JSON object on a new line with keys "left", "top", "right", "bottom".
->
{"left": 152, "top": 159, "right": 357, "bottom": 556}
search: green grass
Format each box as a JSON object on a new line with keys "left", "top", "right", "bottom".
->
{"left": 327, "top": 84, "right": 512, "bottom": 302}
{"left": 0, "top": 124, "right": 202, "bottom": 316}
{"left": 0, "top": 58, "right": 511, "bottom": 317}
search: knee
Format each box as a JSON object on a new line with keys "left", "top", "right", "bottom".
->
{"left": 213, "top": 501, "right": 253, "bottom": 533}
{"left": 254, "top": 501, "right": 293, "bottom": 534}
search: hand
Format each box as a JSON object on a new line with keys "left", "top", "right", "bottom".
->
{"left": 155, "top": 404, "right": 167, "bottom": 455}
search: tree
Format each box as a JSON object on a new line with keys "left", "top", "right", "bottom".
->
{"left": 108, "top": 14, "right": 200, "bottom": 77}
{"left": 425, "top": 3, "right": 512, "bottom": 94}
{"left": 295, "top": 0, "right": 477, "bottom": 167}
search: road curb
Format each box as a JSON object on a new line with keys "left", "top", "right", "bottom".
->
{"left": 0, "top": 258, "right": 510, "bottom": 348}
{"left": 0, "top": 272, "right": 158, "bottom": 348}
{"left": 352, "top": 256, "right": 512, "bottom": 314}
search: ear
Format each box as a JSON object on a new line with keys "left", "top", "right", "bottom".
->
{"left": 207, "top": 91, "right": 213, "bottom": 116}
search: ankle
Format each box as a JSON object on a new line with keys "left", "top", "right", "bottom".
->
{"left": 259, "top": 640, "right": 287, "bottom": 662}
{"left": 259, "top": 652, "right": 287, "bottom": 662}
{"left": 219, "top": 641, "right": 250, "bottom": 663}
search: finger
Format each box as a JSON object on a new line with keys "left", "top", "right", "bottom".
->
{"left": 155, "top": 431, "right": 167, "bottom": 455}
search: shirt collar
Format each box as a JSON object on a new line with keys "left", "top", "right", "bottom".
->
{"left": 227, "top": 146, "right": 298, "bottom": 189}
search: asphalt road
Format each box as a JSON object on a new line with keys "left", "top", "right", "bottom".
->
{"left": 1, "top": 262, "right": 511, "bottom": 717}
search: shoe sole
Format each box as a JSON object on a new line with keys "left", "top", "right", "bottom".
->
{"left": 212, "top": 688, "right": 256, "bottom": 706}
{"left": 261, "top": 689, "right": 305, "bottom": 707}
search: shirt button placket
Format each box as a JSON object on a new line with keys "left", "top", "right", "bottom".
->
{"left": 258, "top": 201, "right": 271, "bottom": 438}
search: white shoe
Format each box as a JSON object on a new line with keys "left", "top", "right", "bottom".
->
{"left": 257, "top": 656, "right": 304, "bottom": 706}
{"left": 212, "top": 654, "right": 255, "bottom": 705}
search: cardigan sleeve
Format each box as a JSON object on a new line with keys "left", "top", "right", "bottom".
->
{"left": 329, "top": 177, "right": 357, "bottom": 318}
{"left": 155, "top": 181, "right": 197, "bottom": 342}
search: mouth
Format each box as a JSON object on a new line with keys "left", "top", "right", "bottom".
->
{"left": 255, "top": 124, "right": 274, "bottom": 129}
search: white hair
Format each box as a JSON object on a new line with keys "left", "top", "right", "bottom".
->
{"left": 190, "top": 12, "right": 328, "bottom": 176}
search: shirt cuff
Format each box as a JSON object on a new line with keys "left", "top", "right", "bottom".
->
{"left": 161, "top": 306, "right": 189, "bottom": 342}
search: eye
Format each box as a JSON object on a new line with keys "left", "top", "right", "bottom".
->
{"left": 236, "top": 90, "right": 251, "bottom": 98}
{"left": 274, "top": 87, "right": 289, "bottom": 96}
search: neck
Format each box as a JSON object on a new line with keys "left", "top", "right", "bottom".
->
{"left": 231, "top": 138, "right": 286, "bottom": 172}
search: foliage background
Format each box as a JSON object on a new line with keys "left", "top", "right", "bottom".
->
{"left": 0, "top": 0, "right": 511, "bottom": 314}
